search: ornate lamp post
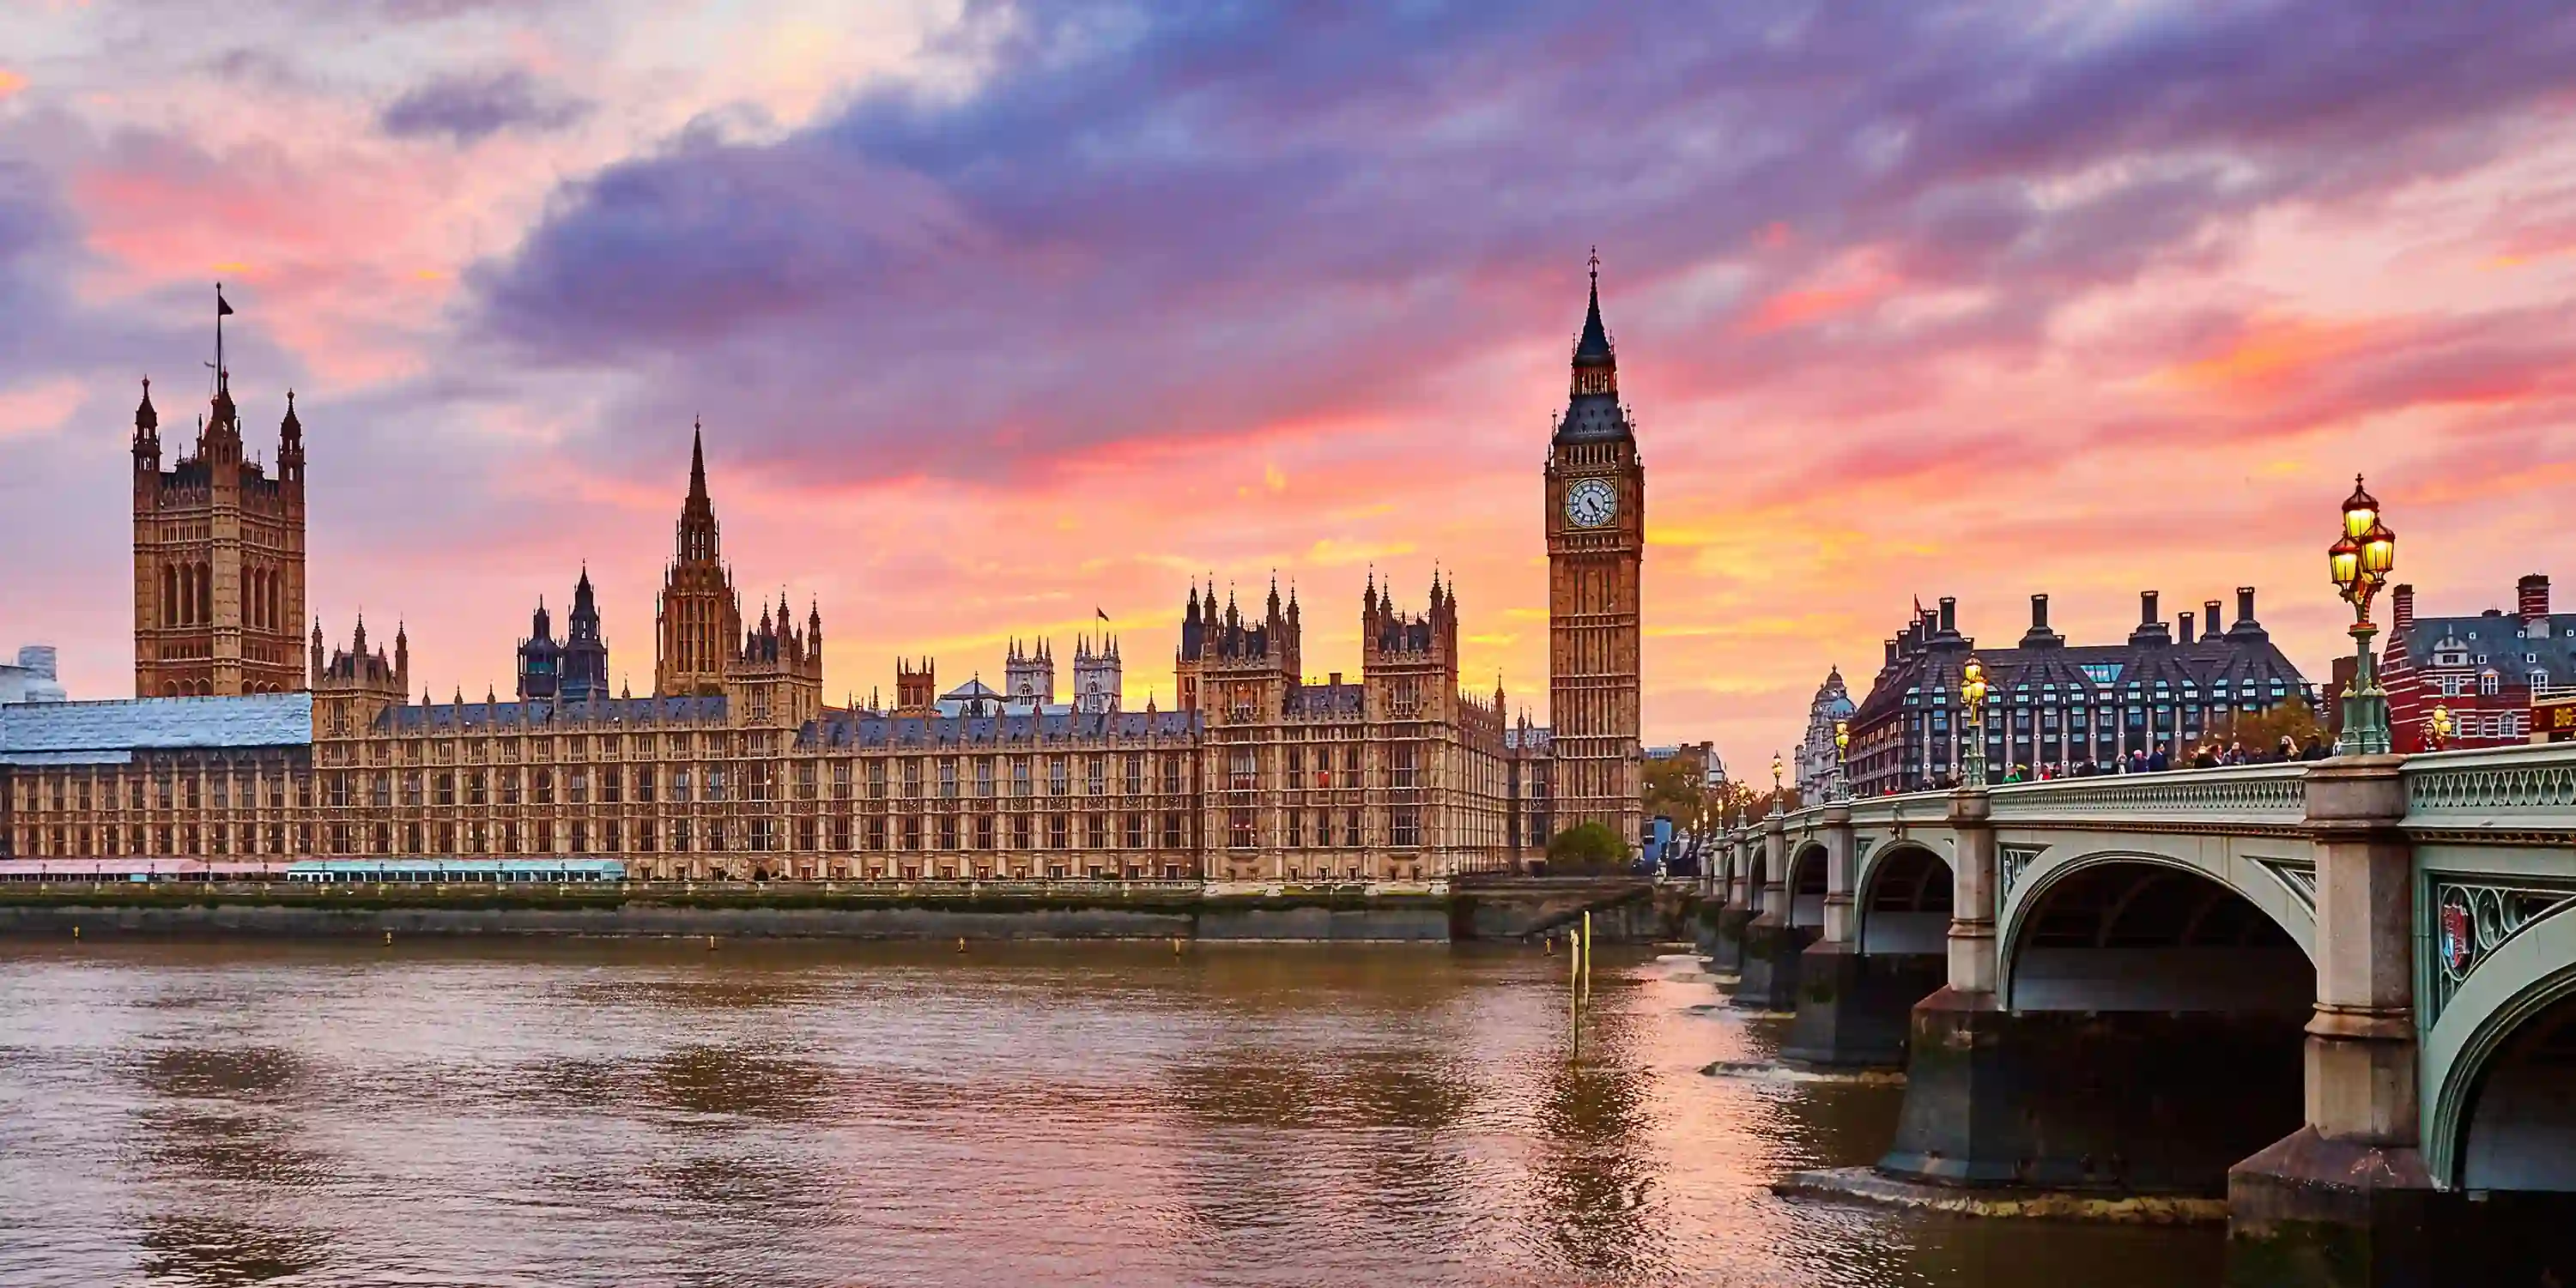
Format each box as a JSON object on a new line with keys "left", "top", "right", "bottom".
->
{"left": 1960, "top": 656, "right": 1991, "bottom": 788}
{"left": 1770, "top": 751, "right": 1786, "bottom": 815}
{"left": 2328, "top": 475, "right": 2398, "bottom": 755}
{"left": 1832, "top": 718, "right": 1852, "bottom": 801}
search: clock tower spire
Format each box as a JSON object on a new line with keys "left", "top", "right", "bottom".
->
{"left": 1543, "top": 250, "right": 1645, "bottom": 851}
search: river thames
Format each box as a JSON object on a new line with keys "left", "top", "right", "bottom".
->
{"left": 0, "top": 940, "right": 2221, "bottom": 1286}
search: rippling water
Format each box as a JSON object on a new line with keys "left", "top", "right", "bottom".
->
{"left": 0, "top": 940, "right": 2221, "bottom": 1286}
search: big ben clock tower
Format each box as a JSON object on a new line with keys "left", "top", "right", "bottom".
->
{"left": 1543, "top": 253, "right": 1645, "bottom": 850}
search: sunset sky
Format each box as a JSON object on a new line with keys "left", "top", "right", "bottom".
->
{"left": 4, "top": 2, "right": 2576, "bottom": 769}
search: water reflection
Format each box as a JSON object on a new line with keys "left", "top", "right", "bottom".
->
{"left": 0, "top": 940, "right": 2229, "bottom": 1287}
{"left": 135, "top": 1214, "right": 330, "bottom": 1287}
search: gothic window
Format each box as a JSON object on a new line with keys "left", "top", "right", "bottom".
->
{"left": 1086, "top": 758, "right": 1106, "bottom": 796}
{"left": 1085, "top": 814, "right": 1106, "bottom": 849}
{"left": 1049, "top": 815, "right": 1070, "bottom": 850}
{"left": 1124, "top": 754, "right": 1143, "bottom": 796}
{"left": 1163, "top": 813, "right": 1185, "bottom": 849}
{"left": 939, "top": 759, "right": 957, "bottom": 799}
{"left": 1227, "top": 808, "right": 1255, "bottom": 849}
{"left": 1125, "top": 813, "right": 1146, "bottom": 849}
{"left": 1011, "top": 815, "right": 1032, "bottom": 850}
{"left": 1392, "top": 806, "right": 1420, "bottom": 849}
{"left": 1161, "top": 755, "right": 1184, "bottom": 795}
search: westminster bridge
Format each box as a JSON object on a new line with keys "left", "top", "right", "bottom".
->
{"left": 1702, "top": 744, "right": 2576, "bottom": 1284}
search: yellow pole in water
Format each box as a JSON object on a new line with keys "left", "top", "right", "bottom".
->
{"left": 383, "top": 929, "right": 391, "bottom": 946}
{"left": 1172, "top": 935, "right": 1183, "bottom": 956}
{"left": 1582, "top": 910, "right": 1593, "bottom": 999}
{"left": 956, "top": 936, "right": 967, "bottom": 953}
{"left": 73, "top": 925, "right": 81, "bottom": 940}
{"left": 706, "top": 934, "right": 717, "bottom": 951}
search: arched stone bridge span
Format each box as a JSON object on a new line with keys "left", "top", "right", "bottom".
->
{"left": 1700, "top": 746, "right": 2576, "bottom": 1282}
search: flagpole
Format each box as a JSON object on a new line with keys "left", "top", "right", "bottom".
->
{"left": 215, "top": 281, "right": 223, "bottom": 386}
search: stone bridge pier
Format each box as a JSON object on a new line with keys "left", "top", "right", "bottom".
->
{"left": 1735, "top": 747, "right": 2576, "bottom": 1285}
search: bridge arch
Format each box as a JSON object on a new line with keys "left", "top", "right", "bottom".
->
{"left": 1857, "top": 842, "right": 1951, "bottom": 957}
{"left": 2424, "top": 906, "right": 2576, "bottom": 1191}
{"left": 1999, "top": 850, "right": 2316, "bottom": 1012}
{"left": 1999, "top": 845, "right": 2316, "bottom": 995}
{"left": 1786, "top": 841, "right": 1828, "bottom": 932}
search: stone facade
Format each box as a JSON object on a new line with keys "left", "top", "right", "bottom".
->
{"left": 131, "top": 358, "right": 307, "bottom": 698}
{"left": 5, "top": 420, "right": 1550, "bottom": 879}
{"left": 1793, "top": 668, "right": 1854, "bottom": 798}
{"left": 1543, "top": 260, "right": 1646, "bottom": 848}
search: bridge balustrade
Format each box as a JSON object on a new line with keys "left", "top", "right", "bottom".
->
{"left": 1693, "top": 744, "right": 2576, "bottom": 1283}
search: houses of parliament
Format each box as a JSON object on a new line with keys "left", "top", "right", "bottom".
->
{"left": 2, "top": 271, "right": 1648, "bottom": 876}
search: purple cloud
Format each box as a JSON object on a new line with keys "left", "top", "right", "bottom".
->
{"left": 380, "top": 69, "right": 590, "bottom": 144}
{"left": 464, "top": 0, "right": 2576, "bottom": 490}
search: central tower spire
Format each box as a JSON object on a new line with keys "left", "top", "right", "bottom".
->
{"left": 655, "top": 419, "right": 742, "bottom": 697}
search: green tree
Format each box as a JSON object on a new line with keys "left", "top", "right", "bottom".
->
{"left": 1642, "top": 756, "right": 1707, "bottom": 827}
{"left": 1545, "top": 821, "right": 1633, "bottom": 871}
{"left": 2196, "top": 698, "right": 2328, "bottom": 759}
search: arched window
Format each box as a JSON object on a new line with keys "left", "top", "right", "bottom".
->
{"left": 162, "top": 564, "right": 179, "bottom": 626}
{"left": 2479, "top": 671, "right": 2500, "bottom": 696}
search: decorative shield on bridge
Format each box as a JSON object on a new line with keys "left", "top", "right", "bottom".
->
{"left": 2437, "top": 888, "right": 2476, "bottom": 980}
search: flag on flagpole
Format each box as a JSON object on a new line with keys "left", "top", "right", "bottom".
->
{"left": 1095, "top": 608, "right": 1110, "bottom": 622}
{"left": 217, "top": 286, "right": 233, "bottom": 317}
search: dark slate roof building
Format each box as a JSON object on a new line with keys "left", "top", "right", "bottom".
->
{"left": 1846, "top": 589, "right": 2314, "bottom": 795}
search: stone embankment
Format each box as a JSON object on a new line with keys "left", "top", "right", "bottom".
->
{"left": 0, "top": 876, "right": 1664, "bottom": 944}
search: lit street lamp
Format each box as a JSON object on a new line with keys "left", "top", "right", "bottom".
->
{"left": 1960, "top": 656, "right": 1991, "bottom": 789}
{"left": 1832, "top": 718, "right": 1851, "bottom": 801}
{"left": 2329, "top": 475, "right": 2397, "bottom": 755}
{"left": 1770, "top": 751, "right": 1785, "bottom": 814}
{"left": 2428, "top": 704, "right": 2453, "bottom": 751}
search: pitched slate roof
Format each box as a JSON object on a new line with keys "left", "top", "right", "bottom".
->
{"left": 377, "top": 694, "right": 726, "bottom": 731}
{"left": 2398, "top": 611, "right": 2576, "bottom": 676}
{"left": 0, "top": 693, "right": 312, "bottom": 765}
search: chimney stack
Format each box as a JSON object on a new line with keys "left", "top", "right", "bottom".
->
{"left": 1938, "top": 596, "right": 1958, "bottom": 637}
{"left": 2237, "top": 587, "right": 2258, "bottom": 630}
{"left": 2519, "top": 574, "right": 2550, "bottom": 621}
{"left": 2205, "top": 599, "right": 2224, "bottom": 633}
{"left": 2019, "top": 594, "right": 2064, "bottom": 648}
{"left": 2392, "top": 584, "right": 2415, "bottom": 633}
{"left": 2179, "top": 612, "right": 2196, "bottom": 646}
{"left": 2130, "top": 590, "right": 2173, "bottom": 646}
{"left": 1885, "top": 638, "right": 1900, "bottom": 668}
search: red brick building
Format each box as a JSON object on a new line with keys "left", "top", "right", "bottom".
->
{"left": 2382, "top": 575, "right": 2573, "bottom": 752}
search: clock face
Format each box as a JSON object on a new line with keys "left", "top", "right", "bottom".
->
{"left": 1564, "top": 478, "right": 1618, "bottom": 529}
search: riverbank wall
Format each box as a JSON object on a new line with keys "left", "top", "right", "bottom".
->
{"left": 0, "top": 878, "right": 1663, "bottom": 943}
